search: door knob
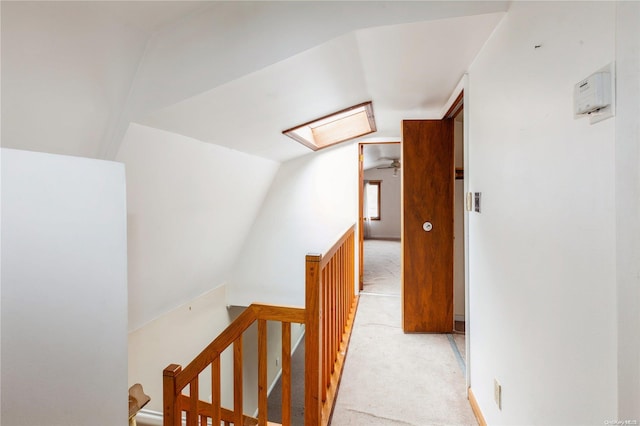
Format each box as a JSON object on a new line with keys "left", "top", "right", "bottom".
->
{"left": 422, "top": 222, "right": 433, "bottom": 232}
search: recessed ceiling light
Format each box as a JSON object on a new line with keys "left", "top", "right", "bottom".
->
{"left": 283, "top": 101, "right": 376, "bottom": 151}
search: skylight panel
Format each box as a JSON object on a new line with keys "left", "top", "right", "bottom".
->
{"left": 283, "top": 101, "right": 376, "bottom": 151}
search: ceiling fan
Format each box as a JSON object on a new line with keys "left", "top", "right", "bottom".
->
{"left": 377, "top": 158, "right": 401, "bottom": 176}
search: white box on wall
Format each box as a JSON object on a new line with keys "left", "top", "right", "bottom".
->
{"left": 574, "top": 62, "right": 616, "bottom": 124}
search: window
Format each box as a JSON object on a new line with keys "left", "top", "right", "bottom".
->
{"left": 365, "top": 180, "right": 381, "bottom": 220}
{"left": 282, "top": 101, "right": 376, "bottom": 151}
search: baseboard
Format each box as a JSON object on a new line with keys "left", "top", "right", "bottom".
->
{"left": 468, "top": 387, "right": 487, "bottom": 426}
{"left": 455, "top": 314, "right": 465, "bottom": 322}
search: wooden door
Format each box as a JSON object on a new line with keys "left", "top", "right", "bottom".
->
{"left": 402, "top": 120, "right": 454, "bottom": 333}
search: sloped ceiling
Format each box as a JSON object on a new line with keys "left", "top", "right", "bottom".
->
{"left": 1, "top": 1, "right": 507, "bottom": 162}
{"left": 139, "top": 12, "right": 504, "bottom": 163}
{"left": 0, "top": 1, "right": 208, "bottom": 158}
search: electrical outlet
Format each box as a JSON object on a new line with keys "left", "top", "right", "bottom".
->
{"left": 494, "top": 379, "right": 502, "bottom": 410}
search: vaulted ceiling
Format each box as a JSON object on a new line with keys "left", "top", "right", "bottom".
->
{"left": 1, "top": 1, "right": 507, "bottom": 163}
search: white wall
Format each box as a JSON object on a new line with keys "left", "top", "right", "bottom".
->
{"left": 363, "top": 167, "right": 401, "bottom": 239}
{"left": 228, "top": 143, "right": 359, "bottom": 307}
{"left": 615, "top": 1, "right": 640, "bottom": 419}
{"left": 1, "top": 149, "right": 128, "bottom": 425}
{"left": 0, "top": 8, "right": 3, "bottom": 422}
{"left": 467, "top": 2, "right": 617, "bottom": 423}
{"left": 129, "top": 286, "right": 234, "bottom": 415}
{"left": 119, "top": 124, "right": 291, "bottom": 420}
{"left": 116, "top": 123, "right": 279, "bottom": 331}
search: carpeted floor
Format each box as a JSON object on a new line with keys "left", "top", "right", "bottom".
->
{"left": 362, "top": 239, "right": 401, "bottom": 296}
{"left": 267, "top": 239, "right": 473, "bottom": 425}
{"left": 330, "top": 294, "right": 475, "bottom": 425}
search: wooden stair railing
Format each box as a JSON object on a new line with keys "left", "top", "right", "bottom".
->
{"left": 163, "top": 304, "right": 304, "bottom": 426}
{"left": 163, "top": 225, "right": 357, "bottom": 426}
{"left": 305, "top": 225, "right": 358, "bottom": 425}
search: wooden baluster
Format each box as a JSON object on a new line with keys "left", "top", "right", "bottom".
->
{"left": 331, "top": 258, "right": 336, "bottom": 374}
{"left": 211, "top": 357, "right": 221, "bottom": 426}
{"left": 350, "top": 237, "right": 354, "bottom": 309}
{"left": 305, "top": 254, "right": 322, "bottom": 425}
{"left": 187, "top": 376, "right": 198, "bottom": 426}
{"left": 342, "top": 247, "right": 346, "bottom": 340}
{"left": 336, "top": 254, "right": 340, "bottom": 362}
{"left": 333, "top": 256, "right": 338, "bottom": 369}
{"left": 337, "top": 247, "right": 343, "bottom": 345}
{"left": 345, "top": 242, "right": 349, "bottom": 329}
{"left": 351, "top": 233, "right": 355, "bottom": 293}
{"left": 281, "top": 322, "right": 291, "bottom": 426}
{"left": 335, "top": 254, "right": 340, "bottom": 365}
{"left": 234, "top": 336, "right": 243, "bottom": 426}
{"left": 163, "top": 364, "right": 182, "bottom": 426}
{"left": 327, "top": 259, "right": 332, "bottom": 380}
{"left": 345, "top": 236, "right": 350, "bottom": 312}
{"left": 322, "top": 267, "right": 329, "bottom": 402}
{"left": 258, "top": 319, "right": 268, "bottom": 426}
{"left": 340, "top": 246, "right": 345, "bottom": 340}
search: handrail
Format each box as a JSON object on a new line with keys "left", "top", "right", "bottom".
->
{"left": 163, "top": 304, "right": 304, "bottom": 426}
{"left": 163, "top": 224, "right": 357, "bottom": 426}
{"left": 172, "top": 305, "right": 305, "bottom": 392}
{"left": 305, "top": 224, "right": 357, "bottom": 425}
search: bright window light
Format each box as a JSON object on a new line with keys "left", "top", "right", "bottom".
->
{"left": 283, "top": 101, "right": 376, "bottom": 151}
{"left": 365, "top": 180, "right": 381, "bottom": 221}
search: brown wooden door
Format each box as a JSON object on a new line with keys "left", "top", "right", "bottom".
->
{"left": 402, "top": 120, "right": 454, "bottom": 333}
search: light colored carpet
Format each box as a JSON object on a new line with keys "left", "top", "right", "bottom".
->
{"left": 331, "top": 239, "right": 475, "bottom": 425}
{"left": 363, "top": 239, "right": 401, "bottom": 295}
{"left": 331, "top": 294, "right": 476, "bottom": 426}
{"left": 453, "top": 333, "right": 466, "bottom": 362}
{"left": 267, "top": 239, "right": 474, "bottom": 425}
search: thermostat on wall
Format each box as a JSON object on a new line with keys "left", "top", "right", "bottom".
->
{"left": 574, "top": 63, "right": 615, "bottom": 124}
{"left": 574, "top": 72, "right": 610, "bottom": 114}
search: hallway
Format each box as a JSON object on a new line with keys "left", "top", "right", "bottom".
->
{"left": 330, "top": 239, "right": 476, "bottom": 425}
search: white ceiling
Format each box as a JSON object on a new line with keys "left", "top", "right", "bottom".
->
{"left": 363, "top": 144, "right": 402, "bottom": 171}
{"left": 1, "top": 2, "right": 507, "bottom": 162}
{"left": 138, "top": 12, "right": 505, "bottom": 163}
{"left": 0, "top": 1, "right": 208, "bottom": 158}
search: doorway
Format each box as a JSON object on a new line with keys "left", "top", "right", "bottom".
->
{"left": 355, "top": 91, "right": 469, "bottom": 383}
{"left": 358, "top": 142, "right": 401, "bottom": 296}
{"left": 399, "top": 91, "right": 465, "bottom": 335}
{"left": 452, "top": 106, "right": 466, "bottom": 366}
